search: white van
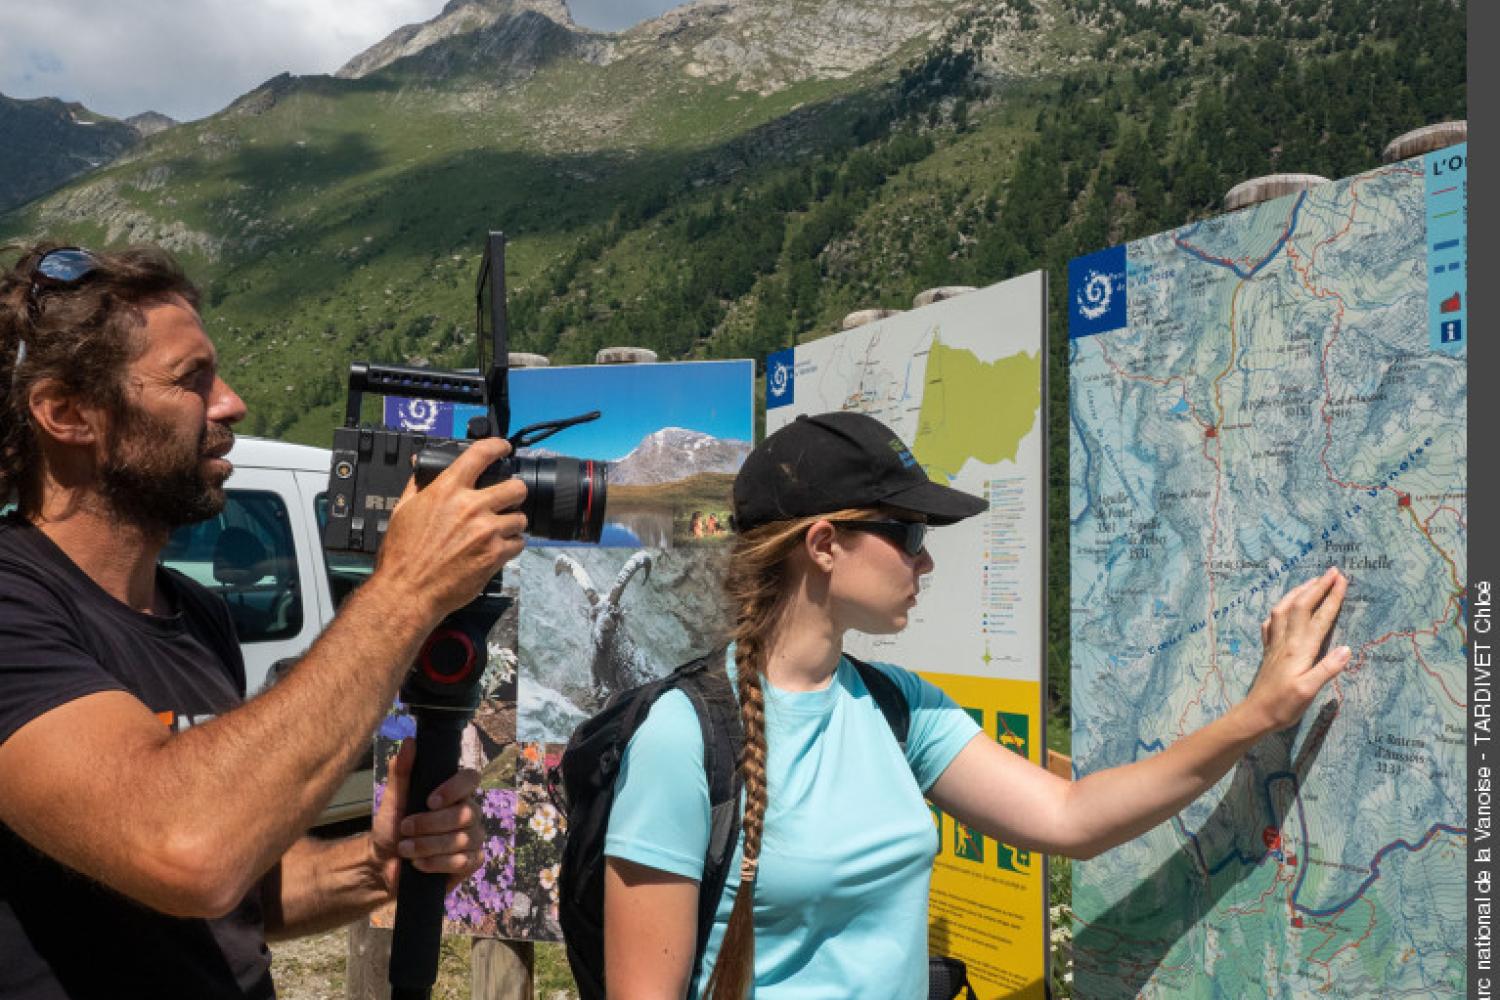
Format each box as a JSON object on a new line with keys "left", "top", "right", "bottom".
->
{"left": 158, "top": 436, "right": 372, "bottom": 826}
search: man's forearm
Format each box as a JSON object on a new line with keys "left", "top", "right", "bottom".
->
{"left": 144, "top": 576, "right": 433, "bottom": 904}
{"left": 262, "top": 835, "right": 392, "bottom": 940}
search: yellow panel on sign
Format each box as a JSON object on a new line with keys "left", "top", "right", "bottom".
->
{"left": 921, "top": 672, "right": 1048, "bottom": 1000}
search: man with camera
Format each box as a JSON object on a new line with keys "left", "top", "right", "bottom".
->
{"left": 0, "top": 242, "right": 528, "bottom": 998}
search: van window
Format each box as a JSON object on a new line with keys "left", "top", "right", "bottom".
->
{"left": 161, "top": 490, "right": 304, "bottom": 643}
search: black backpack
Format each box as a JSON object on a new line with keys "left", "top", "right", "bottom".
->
{"left": 549, "top": 646, "right": 911, "bottom": 1000}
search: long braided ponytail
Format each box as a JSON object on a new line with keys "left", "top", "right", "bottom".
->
{"left": 703, "top": 507, "right": 874, "bottom": 1000}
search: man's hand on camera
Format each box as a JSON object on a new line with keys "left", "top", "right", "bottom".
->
{"left": 373, "top": 436, "right": 527, "bottom": 621}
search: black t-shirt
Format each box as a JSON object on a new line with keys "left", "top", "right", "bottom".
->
{"left": 0, "top": 515, "right": 274, "bottom": 999}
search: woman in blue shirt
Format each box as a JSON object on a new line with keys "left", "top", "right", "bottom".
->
{"left": 604, "top": 412, "right": 1350, "bottom": 999}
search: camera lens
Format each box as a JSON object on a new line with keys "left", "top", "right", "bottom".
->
{"left": 417, "top": 443, "right": 610, "bottom": 543}
{"left": 512, "top": 455, "right": 608, "bottom": 542}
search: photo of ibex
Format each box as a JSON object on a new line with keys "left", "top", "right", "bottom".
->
{"left": 553, "top": 550, "right": 655, "bottom": 701}
{"left": 517, "top": 545, "right": 733, "bottom": 743}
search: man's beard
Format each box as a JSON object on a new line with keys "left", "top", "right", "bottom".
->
{"left": 98, "top": 406, "right": 235, "bottom": 533}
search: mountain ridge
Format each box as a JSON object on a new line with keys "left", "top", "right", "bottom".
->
{"left": 336, "top": 0, "right": 971, "bottom": 97}
{"left": 0, "top": 93, "right": 145, "bottom": 213}
{"left": 610, "top": 0, "right": 966, "bottom": 96}
{"left": 3, "top": 0, "right": 981, "bottom": 274}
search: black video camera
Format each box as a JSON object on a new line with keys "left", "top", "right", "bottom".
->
{"left": 321, "top": 397, "right": 609, "bottom": 553}
{"left": 322, "top": 232, "right": 608, "bottom": 555}
{"left": 319, "top": 232, "right": 609, "bottom": 999}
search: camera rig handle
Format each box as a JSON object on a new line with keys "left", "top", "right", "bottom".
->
{"left": 344, "top": 230, "right": 511, "bottom": 436}
{"left": 378, "top": 231, "right": 514, "bottom": 1000}
{"left": 388, "top": 711, "right": 466, "bottom": 1000}
{"left": 341, "top": 363, "right": 488, "bottom": 428}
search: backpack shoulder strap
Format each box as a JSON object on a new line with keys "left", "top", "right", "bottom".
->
{"left": 675, "top": 650, "right": 743, "bottom": 863}
{"left": 845, "top": 653, "right": 911, "bottom": 753}
{"left": 671, "top": 647, "right": 743, "bottom": 995}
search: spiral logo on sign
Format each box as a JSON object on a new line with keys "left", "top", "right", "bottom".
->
{"left": 768, "top": 360, "right": 791, "bottom": 399}
{"left": 398, "top": 399, "right": 439, "bottom": 432}
{"left": 1075, "top": 269, "right": 1114, "bottom": 321}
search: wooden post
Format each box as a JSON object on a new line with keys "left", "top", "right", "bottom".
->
{"left": 346, "top": 920, "right": 393, "bottom": 1000}
{"left": 472, "top": 937, "right": 534, "bottom": 999}
{"left": 345, "top": 923, "right": 534, "bottom": 998}
{"left": 1044, "top": 749, "right": 1073, "bottom": 780}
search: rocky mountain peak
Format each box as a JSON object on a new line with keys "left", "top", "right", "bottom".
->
{"left": 610, "top": 428, "right": 752, "bottom": 486}
{"left": 333, "top": 0, "right": 969, "bottom": 95}
{"left": 336, "top": 0, "right": 581, "bottom": 80}
{"left": 442, "top": 0, "right": 572, "bottom": 18}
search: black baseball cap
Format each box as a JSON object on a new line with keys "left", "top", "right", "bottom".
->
{"left": 733, "top": 411, "right": 988, "bottom": 530}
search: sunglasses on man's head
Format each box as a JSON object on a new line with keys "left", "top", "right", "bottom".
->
{"left": 27, "top": 247, "right": 99, "bottom": 312}
{"left": 833, "top": 519, "right": 928, "bottom": 557}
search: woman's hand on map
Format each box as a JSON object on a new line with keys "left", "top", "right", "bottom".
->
{"left": 1242, "top": 567, "right": 1351, "bottom": 732}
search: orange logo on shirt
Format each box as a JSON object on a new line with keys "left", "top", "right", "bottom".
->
{"left": 153, "top": 710, "right": 218, "bottom": 731}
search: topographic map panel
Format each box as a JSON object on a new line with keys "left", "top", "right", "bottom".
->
{"left": 766, "top": 271, "right": 1046, "bottom": 680}
{"left": 1069, "top": 147, "right": 1467, "bottom": 998}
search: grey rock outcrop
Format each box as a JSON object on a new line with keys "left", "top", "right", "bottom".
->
{"left": 614, "top": 0, "right": 967, "bottom": 94}
{"left": 126, "top": 112, "right": 178, "bottom": 137}
{"left": 34, "top": 177, "right": 225, "bottom": 260}
{"left": 518, "top": 682, "right": 587, "bottom": 741}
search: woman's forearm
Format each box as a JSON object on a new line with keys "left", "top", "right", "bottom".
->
{"left": 1061, "top": 700, "right": 1272, "bottom": 858}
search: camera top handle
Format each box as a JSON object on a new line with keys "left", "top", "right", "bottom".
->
{"left": 340, "top": 362, "right": 486, "bottom": 428}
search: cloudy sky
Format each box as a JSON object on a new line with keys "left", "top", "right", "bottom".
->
{"left": 0, "top": 0, "right": 680, "bottom": 123}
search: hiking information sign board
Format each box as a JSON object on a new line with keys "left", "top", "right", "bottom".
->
{"left": 1069, "top": 149, "right": 1467, "bottom": 997}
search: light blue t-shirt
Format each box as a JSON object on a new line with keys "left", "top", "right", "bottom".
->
{"left": 605, "top": 648, "right": 981, "bottom": 999}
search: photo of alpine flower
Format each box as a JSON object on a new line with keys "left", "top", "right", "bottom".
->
{"left": 506, "top": 743, "right": 567, "bottom": 940}
{"left": 485, "top": 639, "right": 518, "bottom": 691}
{"left": 371, "top": 734, "right": 522, "bottom": 936}
{"left": 528, "top": 801, "right": 561, "bottom": 841}
{"left": 444, "top": 787, "right": 519, "bottom": 933}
